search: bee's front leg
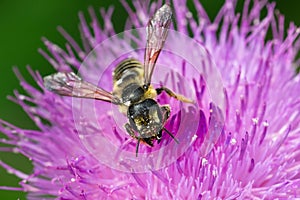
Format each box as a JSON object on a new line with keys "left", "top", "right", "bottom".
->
{"left": 124, "top": 123, "right": 137, "bottom": 139}
{"left": 160, "top": 105, "right": 179, "bottom": 144}
{"left": 160, "top": 105, "right": 171, "bottom": 122}
{"left": 125, "top": 123, "right": 141, "bottom": 157}
{"left": 156, "top": 87, "right": 194, "bottom": 103}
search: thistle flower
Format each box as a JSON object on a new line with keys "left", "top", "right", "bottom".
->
{"left": 1, "top": 0, "right": 300, "bottom": 199}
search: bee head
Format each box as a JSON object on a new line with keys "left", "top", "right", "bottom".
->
{"left": 127, "top": 99, "right": 163, "bottom": 139}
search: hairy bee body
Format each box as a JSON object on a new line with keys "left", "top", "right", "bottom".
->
{"left": 112, "top": 58, "right": 163, "bottom": 145}
{"left": 112, "top": 58, "right": 157, "bottom": 113}
{"left": 43, "top": 5, "right": 190, "bottom": 156}
{"left": 113, "top": 58, "right": 144, "bottom": 90}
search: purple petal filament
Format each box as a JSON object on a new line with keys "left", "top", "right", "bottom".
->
{"left": 1, "top": 0, "right": 300, "bottom": 199}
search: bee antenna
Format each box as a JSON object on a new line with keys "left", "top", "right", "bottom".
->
{"left": 163, "top": 127, "right": 179, "bottom": 144}
{"left": 136, "top": 138, "right": 141, "bottom": 157}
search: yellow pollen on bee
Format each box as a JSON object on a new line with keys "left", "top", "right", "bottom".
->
{"left": 144, "top": 85, "right": 157, "bottom": 99}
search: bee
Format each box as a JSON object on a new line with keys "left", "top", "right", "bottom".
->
{"left": 43, "top": 4, "right": 193, "bottom": 156}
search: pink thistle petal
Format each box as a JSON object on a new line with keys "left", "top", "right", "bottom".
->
{"left": 1, "top": 0, "right": 300, "bottom": 199}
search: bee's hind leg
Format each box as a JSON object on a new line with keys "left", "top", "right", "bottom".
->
{"left": 156, "top": 87, "right": 194, "bottom": 103}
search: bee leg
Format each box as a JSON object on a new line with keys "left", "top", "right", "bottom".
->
{"left": 125, "top": 123, "right": 137, "bottom": 139}
{"left": 125, "top": 123, "right": 142, "bottom": 157}
{"left": 160, "top": 105, "right": 179, "bottom": 144}
{"left": 161, "top": 105, "right": 171, "bottom": 122}
{"left": 156, "top": 87, "right": 194, "bottom": 103}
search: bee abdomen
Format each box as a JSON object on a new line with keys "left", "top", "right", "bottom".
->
{"left": 113, "top": 58, "right": 143, "bottom": 83}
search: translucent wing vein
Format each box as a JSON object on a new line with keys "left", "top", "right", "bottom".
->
{"left": 43, "top": 72, "right": 121, "bottom": 104}
{"left": 144, "top": 4, "right": 172, "bottom": 85}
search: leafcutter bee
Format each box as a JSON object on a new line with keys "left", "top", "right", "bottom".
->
{"left": 43, "top": 4, "right": 193, "bottom": 156}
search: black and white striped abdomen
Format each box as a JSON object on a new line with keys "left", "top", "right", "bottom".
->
{"left": 112, "top": 58, "right": 144, "bottom": 103}
{"left": 113, "top": 58, "right": 143, "bottom": 84}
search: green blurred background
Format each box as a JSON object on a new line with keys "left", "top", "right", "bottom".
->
{"left": 0, "top": 0, "right": 299, "bottom": 199}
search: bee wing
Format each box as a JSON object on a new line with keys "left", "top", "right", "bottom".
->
{"left": 43, "top": 72, "right": 121, "bottom": 104}
{"left": 143, "top": 4, "right": 172, "bottom": 86}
